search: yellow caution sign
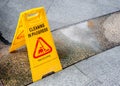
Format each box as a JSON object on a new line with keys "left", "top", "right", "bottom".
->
{"left": 9, "top": 7, "right": 62, "bottom": 82}
{"left": 9, "top": 14, "right": 25, "bottom": 52}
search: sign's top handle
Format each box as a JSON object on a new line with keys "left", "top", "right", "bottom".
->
{"left": 21, "top": 7, "right": 45, "bottom": 22}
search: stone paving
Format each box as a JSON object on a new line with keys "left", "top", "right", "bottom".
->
{"left": 29, "top": 46, "right": 120, "bottom": 86}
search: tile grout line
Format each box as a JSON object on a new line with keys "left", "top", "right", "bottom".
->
{"left": 74, "top": 65, "right": 103, "bottom": 86}
{"left": 46, "top": 0, "right": 55, "bottom": 14}
{"left": 74, "top": 65, "right": 88, "bottom": 77}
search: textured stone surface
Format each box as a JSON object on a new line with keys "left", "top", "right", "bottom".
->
{"left": 85, "top": 80, "right": 102, "bottom": 86}
{"left": 103, "top": 13, "right": 120, "bottom": 43}
{"left": 75, "top": 46, "right": 120, "bottom": 86}
{"left": 53, "top": 22, "right": 101, "bottom": 67}
{"left": 53, "top": 11, "right": 120, "bottom": 67}
{"left": 0, "top": 47, "right": 32, "bottom": 86}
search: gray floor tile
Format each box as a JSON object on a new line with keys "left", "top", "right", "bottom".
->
{"left": 101, "top": 80, "right": 120, "bottom": 86}
{"left": 47, "top": 0, "right": 120, "bottom": 31}
{"left": 29, "top": 65, "right": 90, "bottom": 86}
{"left": 75, "top": 46, "right": 120, "bottom": 84}
{"left": 85, "top": 79, "right": 102, "bottom": 86}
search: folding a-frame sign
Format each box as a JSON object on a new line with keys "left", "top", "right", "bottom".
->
{"left": 9, "top": 7, "right": 62, "bottom": 82}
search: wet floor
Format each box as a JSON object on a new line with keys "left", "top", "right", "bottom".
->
{"left": 0, "top": 11, "right": 120, "bottom": 86}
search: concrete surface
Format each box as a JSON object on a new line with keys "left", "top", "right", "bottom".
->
{"left": 0, "top": 0, "right": 120, "bottom": 42}
{"left": 48, "top": 0, "right": 120, "bottom": 30}
{"left": 29, "top": 46, "right": 120, "bottom": 86}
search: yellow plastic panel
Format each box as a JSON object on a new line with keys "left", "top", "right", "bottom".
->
{"left": 9, "top": 14, "right": 25, "bottom": 52}
{"left": 20, "top": 7, "right": 62, "bottom": 82}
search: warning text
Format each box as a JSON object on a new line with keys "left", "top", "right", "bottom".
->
{"left": 28, "top": 23, "right": 48, "bottom": 38}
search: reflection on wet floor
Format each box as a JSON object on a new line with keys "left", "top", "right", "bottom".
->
{"left": 53, "top": 12, "right": 120, "bottom": 67}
